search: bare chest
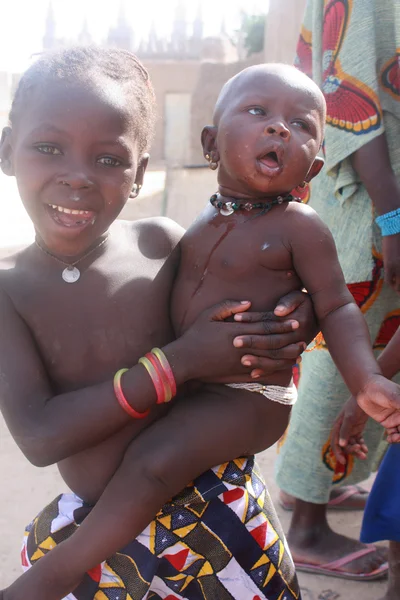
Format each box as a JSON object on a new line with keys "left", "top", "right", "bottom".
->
{"left": 180, "top": 208, "right": 293, "bottom": 281}
{"left": 5, "top": 257, "right": 174, "bottom": 391}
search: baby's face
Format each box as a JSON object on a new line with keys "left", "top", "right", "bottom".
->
{"left": 215, "top": 68, "right": 325, "bottom": 197}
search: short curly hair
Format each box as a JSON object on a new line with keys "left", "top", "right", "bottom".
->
{"left": 9, "top": 46, "right": 156, "bottom": 154}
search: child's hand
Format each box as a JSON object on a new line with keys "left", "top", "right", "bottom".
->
{"left": 357, "top": 375, "right": 400, "bottom": 429}
{"left": 331, "top": 396, "right": 369, "bottom": 465}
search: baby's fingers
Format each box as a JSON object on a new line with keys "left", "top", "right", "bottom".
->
{"left": 386, "top": 431, "right": 400, "bottom": 443}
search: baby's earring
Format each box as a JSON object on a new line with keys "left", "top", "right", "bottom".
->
{"left": 205, "top": 153, "right": 219, "bottom": 171}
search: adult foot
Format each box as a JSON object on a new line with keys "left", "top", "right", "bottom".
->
{"left": 288, "top": 524, "right": 388, "bottom": 580}
{"left": 280, "top": 485, "right": 368, "bottom": 511}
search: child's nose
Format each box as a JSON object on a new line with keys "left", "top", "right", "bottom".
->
{"left": 56, "top": 173, "right": 94, "bottom": 190}
{"left": 265, "top": 122, "right": 291, "bottom": 140}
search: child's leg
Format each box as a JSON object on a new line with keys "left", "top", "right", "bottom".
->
{"left": 5, "top": 384, "right": 290, "bottom": 600}
{"left": 384, "top": 541, "right": 400, "bottom": 600}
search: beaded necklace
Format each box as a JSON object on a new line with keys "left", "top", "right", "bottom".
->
{"left": 210, "top": 192, "right": 296, "bottom": 216}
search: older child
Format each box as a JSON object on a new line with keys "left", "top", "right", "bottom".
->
{"left": 0, "top": 47, "right": 316, "bottom": 600}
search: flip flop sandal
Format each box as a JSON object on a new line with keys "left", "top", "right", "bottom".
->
{"left": 279, "top": 485, "right": 369, "bottom": 511}
{"left": 295, "top": 546, "right": 388, "bottom": 581}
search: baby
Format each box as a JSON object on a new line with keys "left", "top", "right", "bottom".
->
{"left": 4, "top": 60, "right": 400, "bottom": 600}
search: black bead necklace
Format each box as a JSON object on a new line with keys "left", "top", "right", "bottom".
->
{"left": 210, "top": 192, "right": 296, "bottom": 216}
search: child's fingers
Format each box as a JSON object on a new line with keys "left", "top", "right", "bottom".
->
{"left": 273, "top": 290, "right": 308, "bottom": 317}
{"left": 208, "top": 300, "right": 252, "bottom": 322}
{"left": 386, "top": 430, "right": 400, "bottom": 444}
{"left": 234, "top": 311, "right": 300, "bottom": 330}
{"left": 240, "top": 356, "right": 296, "bottom": 374}
{"left": 240, "top": 342, "right": 304, "bottom": 364}
{"left": 331, "top": 414, "right": 347, "bottom": 464}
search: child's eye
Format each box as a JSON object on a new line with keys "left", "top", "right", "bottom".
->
{"left": 293, "top": 120, "right": 309, "bottom": 131}
{"left": 35, "top": 144, "right": 62, "bottom": 155}
{"left": 248, "top": 107, "right": 266, "bottom": 116}
{"left": 97, "top": 156, "right": 122, "bottom": 167}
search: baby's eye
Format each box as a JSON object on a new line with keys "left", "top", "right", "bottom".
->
{"left": 248, "top": 107, "right": 266, "bottom": 116}
{"left": 97, "top": 156, "right": 122, "bottom": 167}
{"left": 292, "top": 120, "right": 309, "bottom": 131}
{"left": 36, "top": 144, "right": 62, "bottom": 155}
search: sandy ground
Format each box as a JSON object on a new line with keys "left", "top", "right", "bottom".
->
{"left": 0, "top": 170, "right": 387, "bottom": 598}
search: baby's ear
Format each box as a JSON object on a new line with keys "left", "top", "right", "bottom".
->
{"left": 0, "top": 127, "right": 14, "bottom": 176}
{"left": 201, "top": 126, "right": 219, "bottom": 163}
{"left": 306, "top": 156, "right": 324, "bottom": 182}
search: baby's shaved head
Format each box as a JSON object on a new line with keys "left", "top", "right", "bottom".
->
{"left": 213, "top": 63, "right": 326, "bottom": 138}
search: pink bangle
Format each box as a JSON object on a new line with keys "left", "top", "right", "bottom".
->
{"left": 145, "top": 353, "right": 172, "bottom": 403}
{"left": 138, "top": 356, "right": 166, "bottom": 404}
{"left": 151, "top": 348, "right": 177, "bottom": 397}
{"left": 113, "top": 368, "right": 150, "bottom": 419}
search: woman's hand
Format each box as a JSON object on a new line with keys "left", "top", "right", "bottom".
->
{"left": 170, "top": 291, "right": 315, "bottom": 382}
{"left": 331, "top": 396, "right": 369, "bottom": 465}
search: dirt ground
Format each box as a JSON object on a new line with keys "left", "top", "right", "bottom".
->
{"left": 0, "top": 169, "right": 387, "bottom": 598}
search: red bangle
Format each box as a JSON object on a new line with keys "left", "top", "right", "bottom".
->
{"left": 113, "top": 369, "right": 150, "bottom": 419}
{"left": 145, "top": 352, "right": 172, "bottom": 403}
{"left": 151, "top": 348, "right": 177, "bottom": 397}
{"left": 138, "top": 356, "right": 166, "bottom": 404}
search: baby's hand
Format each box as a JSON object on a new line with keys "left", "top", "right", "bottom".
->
{"left": 331, "top": 396, "right": 369, "bottom": 464}
{"left": 357, "top": 375, "right": 400, "bottom": 429}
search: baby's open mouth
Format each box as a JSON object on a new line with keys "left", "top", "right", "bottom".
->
{"left": 46, "top": 204, "right": 96, "bottom": 228}
{"left": 260, "top": 151, "right": 281, "bottom": 168}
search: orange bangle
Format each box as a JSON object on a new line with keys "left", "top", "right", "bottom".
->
{"left": 151, "top": 348, "right": 177, "bottom": 397}
{"left": 138, "top": 356, "right": 166, "bottom": 404}
{"left": 113, "top": 368, "right": 150, "bottom": 419}
{"left": 145, "top": 352, "right": 172, "bottom": 403}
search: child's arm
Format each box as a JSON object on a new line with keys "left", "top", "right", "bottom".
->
{"left": 3, "top": 384, "right": 290, "bottom": 600}
{"left": 331, "top": 324, "right": 400, "bottom": 463}
{"left": 0, "top": 286, "right": 308, "bottom": 466}
{"left": 289, "top": 204, "right": 400, "bottom": 426}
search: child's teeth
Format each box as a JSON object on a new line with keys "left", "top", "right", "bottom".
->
{"left": 50, "top": 205, "right": 89, "bottom": 215}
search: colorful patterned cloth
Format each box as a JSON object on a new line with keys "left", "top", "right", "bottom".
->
{"left": 21, "top": 457, "right": 300, "bottom": 600}
{"left": 275, "top": 0, "right": 400, "bottom": 504}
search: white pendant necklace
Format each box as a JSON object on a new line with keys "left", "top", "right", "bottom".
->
{"left": 35, "top": 235, "right": 108, "bottom": 283}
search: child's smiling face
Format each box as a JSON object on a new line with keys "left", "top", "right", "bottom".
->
{"left": 1, "top": 78, "right": 147, "bottom": 257}
{"left": 206, "top": 64, "right": 326, "bottom": 198}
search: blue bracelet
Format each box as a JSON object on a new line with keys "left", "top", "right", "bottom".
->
{"left": 376, "top": 208, "right": 400, "bottom": 236}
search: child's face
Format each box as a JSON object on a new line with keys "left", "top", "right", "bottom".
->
{"left": 3, "top": 80, "right": 145, "bottom": 256}
{"left": 213, "top": 69, "right": 324, "bottom": 197}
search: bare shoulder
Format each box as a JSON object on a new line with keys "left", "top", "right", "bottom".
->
{"left": 117, "top": 217, "right": 185, "bottom": 254}
{"left": 0, "top": 248, "right": 27, "bottom": 288}
{"left": 283, "top": 200, "right": 333, "bottom": 241}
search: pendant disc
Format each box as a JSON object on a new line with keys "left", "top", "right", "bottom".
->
{"left": 220, "top": 203, "right": 234, "bottom": 216}
{"left": 62, "top": 266, "right": 80, "bottom": 283}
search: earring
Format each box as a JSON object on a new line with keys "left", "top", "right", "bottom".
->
{"left": 206, "top": 153, "right": 219, "bottom": 170}
{"left": 132, "top": 183, "right": 138, "bottom": 193}
{"left": 298, "top": 181, "right": 308, "bottom": 189}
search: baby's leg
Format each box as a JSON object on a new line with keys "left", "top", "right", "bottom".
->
{"left": 6, "top": 385, "right": 291, "bottom": 600}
